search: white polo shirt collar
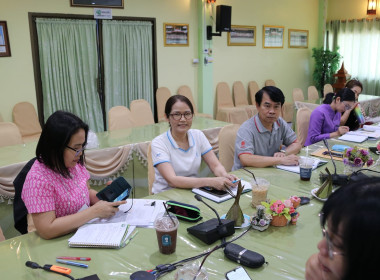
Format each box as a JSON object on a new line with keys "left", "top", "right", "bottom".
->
{"left": 166, "top": 129, "right": 195, "bottom": 151}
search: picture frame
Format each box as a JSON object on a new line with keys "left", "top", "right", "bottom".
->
{"left": 288, "top": 29, "right": 309, "bottom": 48}
{"left": 263, "top": 25, "right": 284, "bottom": 48}
{"left": 227, "top": 25, "right": 256, "bottom": 46}
{"left": 70, "top": 0, "right": 124, "bottom": 9}
{"left": 163, "top": 23, "right": 189, "bottom": 47}
{"left": 0, "top": 21, "right": 11, "bottom": 57}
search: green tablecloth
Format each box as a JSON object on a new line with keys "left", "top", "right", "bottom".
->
{"left": 0, "top": 163, "right": 332, "bottom": 280}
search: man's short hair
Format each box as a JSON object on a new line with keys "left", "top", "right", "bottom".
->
{"left": 255, "top": 86, "right": 285, "bottom": 106}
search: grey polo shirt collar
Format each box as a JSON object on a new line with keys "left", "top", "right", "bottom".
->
{"left": 253, "top": 114, "right": 281, "bottom": 133}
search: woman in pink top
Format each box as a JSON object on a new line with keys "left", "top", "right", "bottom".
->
{"left": 22, "top": 111, "right": 125, "bottom": 239}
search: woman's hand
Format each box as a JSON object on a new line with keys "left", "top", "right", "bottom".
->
{"left": 91, "top": 200, "right": 126, "bottom": 219}
{"left": 208, "top": 177, "right": 236, "bottom": 190}
{"left": 338, "top": 126, "right": 349, "bottom": 135}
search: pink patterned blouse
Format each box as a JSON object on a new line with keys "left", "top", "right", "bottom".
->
{"left": 22, "top": 160, "right": 90, "bottom": 218}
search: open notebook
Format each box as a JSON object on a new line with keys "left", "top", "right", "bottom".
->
{"left": 276, "top": 156, "right": 328, "bottom": 174}
{"left": 68, "top": 223, "right": 136, "bottom": 249}
{"left": 192, "top": 179, "right": 252, "bottom": 203}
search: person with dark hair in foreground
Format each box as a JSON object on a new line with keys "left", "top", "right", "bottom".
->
{"left": 232, "top": 86, "right": 301, "bottom": 169}
{"left": 22, "top": 111, "right": 125, "bottom": 239}
{"left": 341, "top": 79, "right": 364, "bottom": 131}
{"left": 151, "top": 95, "right": 237, "bottom": 194}
{"left": 305, "top": 88, "right": 356, "bottom": 146}
{"left": 305, "top": 177, "right": 380, "bottom": 280}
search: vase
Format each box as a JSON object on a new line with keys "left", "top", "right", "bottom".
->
{"left": 343, "top": 164, "right": 363, "bottom": 175}
{"left": 270, "top": 215, "right": 288, "bottom": 227}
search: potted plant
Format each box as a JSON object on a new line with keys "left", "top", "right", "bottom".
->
{"left": 261, "top": 199, "right": 296, "bottom": 227}
{"left": 312, "top": 47, "right": 341, "bottom": 97}
{"left": 343, "top": 147, "right": 373, "bottom": 175}
{"left": 251, "top": 205, "right": 271, "bottom": 231}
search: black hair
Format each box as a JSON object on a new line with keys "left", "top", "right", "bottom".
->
{"left": 36, "top": 110, "right": 89, "bottom": 178}
{"left": 322, "top": 88, "right": 355, "bottom": 105}
{"left": 164, "top": 95, "right": 194, "bottom": 118}
{"left": 255, "top": 86, "right": 285, "bottom": 106}
{"left": 321, "top": 177, "right": 380, "bottom": 280}
{"left": 346, "top": 79, "right": 363, "bottom": 91}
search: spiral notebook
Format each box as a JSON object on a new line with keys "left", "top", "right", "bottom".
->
{"left": 68, "top": 222, "right": 135, "bottom": 249}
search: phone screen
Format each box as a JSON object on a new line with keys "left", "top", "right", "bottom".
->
{"left": 225, "top": 266, "right": 252, "bottom": 280}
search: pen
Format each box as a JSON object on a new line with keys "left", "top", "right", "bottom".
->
{"left": 232, "top": 179, "right": 239, "bottom": 184}
{"left": 125, "top": 230, "right": 139, "bottom": 246}
{"left": 56, "top": 257, "right": 91, "bottom": 261}
{"left": 56, "top": 259, "right": 88, "bottom": 268}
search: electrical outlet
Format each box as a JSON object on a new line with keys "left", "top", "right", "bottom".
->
{"left": 203, "top": 48, "right": 208, "bottom": 54}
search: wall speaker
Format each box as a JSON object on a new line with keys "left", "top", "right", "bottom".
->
{"left": 70, "top": 0, "right": 124, "bottom": 8}
{"left": 216, "top": 5, "right": 231, "bottom": 32}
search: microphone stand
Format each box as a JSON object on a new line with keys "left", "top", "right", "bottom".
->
{"left": 322, "top": 139, "right": 348, "bottom": 186}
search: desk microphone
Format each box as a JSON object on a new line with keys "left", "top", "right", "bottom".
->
{"left": 187, "top": 194, "right": 235, "bottom": 244}
{"left": 322, "top": 139, "right": 348, "bottom": 185}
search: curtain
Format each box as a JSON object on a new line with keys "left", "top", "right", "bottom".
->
{"left": 102, "top": 20, "right": 153, "bottom": 128}
{"left": 36, "top": 18, "right": 103, "bottom": 132}
{"left": 326, "top": 19, "right": 380, "bottom": 96}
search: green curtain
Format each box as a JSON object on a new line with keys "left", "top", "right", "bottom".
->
{"left": 36, "top": 18, "right": 104, "bottom": 132}
{"left": 326, "top": 19, "right": 380, "bottom": 96}
{"left": 102, "top": 20, "right": 153, "bottom": 128}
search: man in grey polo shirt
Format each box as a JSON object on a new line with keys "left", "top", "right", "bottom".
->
{"left": 232, "top": 86, "right": 301, "bottom": 170}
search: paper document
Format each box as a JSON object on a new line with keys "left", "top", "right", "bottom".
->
{"left": 345, "top": 130, "right": 380, "bottom": 139}
{"left": 338, "top": 133, "right": 368, "bottom": 143}
{"left": 276, "top": 156, "right": 328, "bottom": 174}
{"left": 88, "top": 199, "right": 165, "bottom": 228}
{"left": 192, "top": 179, "right": 252, "bottom": 203}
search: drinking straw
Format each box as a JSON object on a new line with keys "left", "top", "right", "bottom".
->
{"left": 162, "top": 202, "right": 176, "bottom": 226}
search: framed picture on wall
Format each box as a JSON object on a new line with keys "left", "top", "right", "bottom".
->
{"left": 70, "top": 0, "right": 124, "bottom": 9}
{"left": 164, "top": 23, "right": 189, "bottom": 46}
{"left": 227, "top": 25, "right": 256, "bottom": 46}
{"left": 0, "top": 21, "right": 11, "bottom": 57}
{"left": 263, "top": 25, "right": 284, "bottom": 48}
{"left": 288, "top": 29, "right": 309, "bottom": 48}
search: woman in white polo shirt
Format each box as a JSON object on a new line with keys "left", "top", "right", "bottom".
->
{"left": 151, "top": 95, "right": 237, "bottom": 194}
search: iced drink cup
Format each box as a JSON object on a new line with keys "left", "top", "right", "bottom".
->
{"left": 251, "top": 178, "right": 270, "bottom": 208}
{"left": 154, "top": 213, "right": 179, "bottom": 254}
{"left": 299, "top": 157, "right": 314, "bottom": 181}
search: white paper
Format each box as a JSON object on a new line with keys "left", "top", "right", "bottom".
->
{"left": 192, "top": 180, "right": 252, "bottom": 203}
{"left": 276, "top": 156, "right": 328, "bottom": 174}
{"left": 338, "top": 134, "right": 368, "bottom": 143}
{"left": 345, "top": 130, "right": 380, "bottom": 139}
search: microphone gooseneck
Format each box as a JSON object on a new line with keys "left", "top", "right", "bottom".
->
{"left": 194, "top": 194, "right": 222, "bottom": 225}
{"left": 323, "top": 139, "right": 337, "bottom": 175}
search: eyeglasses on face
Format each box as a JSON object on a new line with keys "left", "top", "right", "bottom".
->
{"left": 343, "top": 102, "right": 352, "bottom": 111}
{"left": 66, "top": 145, "right": 86, "bottom": 157}
{"left": 319, "top": 212, "right": 345, "bottom": 259}
{"left": 169, "top": 112, "right": 193, "bottom": 120}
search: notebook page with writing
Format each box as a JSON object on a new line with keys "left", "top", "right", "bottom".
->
{"left": 68, "top": 222, "right": 132, "bottom": 248}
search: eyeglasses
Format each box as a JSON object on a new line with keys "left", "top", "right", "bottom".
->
{"left": 319, "top": 212, "right": 345, "bottom": 259}
{"left": 343, "top": 102, "right": 352, "bottom": 111}
{"left": 66, "top": 145, "right": 86, "bottom": 157}
{"left": 169, "top": 112, "right": 193, "bottom": 121}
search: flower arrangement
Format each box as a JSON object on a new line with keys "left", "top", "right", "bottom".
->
{"left": 262, "top": 199, "right": 297, "bottom": 226}
{"left": 343, "top": 147, "right": 373, "bottom": 168}
{"left": 251, "top": 205, "right": 271, "bottom": 231}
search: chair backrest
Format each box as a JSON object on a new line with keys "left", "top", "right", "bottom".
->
{"left": 308, "top": 86, "right": 319, "bottom": 101}
{"left": 248, "top": 81, "right": 260, "bottom": 105}
{"left": 177, "top": 85, "right": 198, "bottom": 114}
{"left": 13, "top": 157, "right": 37, "bottom": 234}
{"left": 156, "top": 87, "right": 171, "bottom": 122}
{"left": 265, "top": 79, "right": 276, "bottom": 86}
{"left": 296, "top": 107, "right": 312, "bottom": 146}
{"left": 323, "top": 84, "right": 334, "bottom": 96}
{"left": 147, "top": 143, "right": 155, "bottom": 195}
{"left": 216, "top": 82, "right": 234, "bottom": 108}
{"left": 218, "top": 124, "right": 241, "bottom": 172}
{"left": 130, "top": 99, "right": 154, "bottom": 126}
{"left": 233, "top": 81, "right": 249, "bottom": 106}
{"left": 108, "top": 106, "right": 135, "bottom": 131}
{"left": 292, "top": 88, "right": 304, "bottom": 102}
{"left": 0, "top": 122, "right": 23, "bottom": 147}
{"left": 12, "top": 102, "right": 42, "bottom": 137}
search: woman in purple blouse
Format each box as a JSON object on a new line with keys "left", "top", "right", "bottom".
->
{"left": 305, "top": 88, "right": 356, "bottom": 146}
